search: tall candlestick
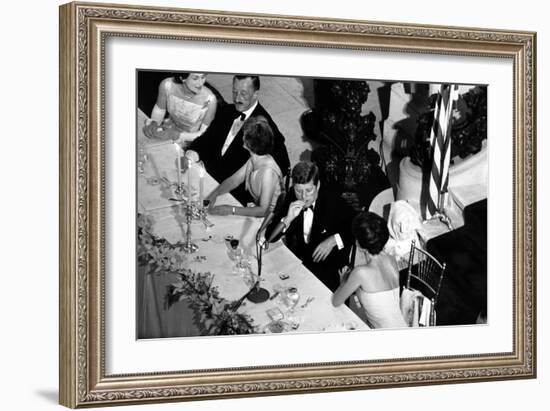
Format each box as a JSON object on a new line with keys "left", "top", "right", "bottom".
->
{"left": 187, "top": 158, "right": 191, "bottom": 202}
{"left": 174, "top": 142, "right": 182, "bottom": 198}
{"left": 199, "top": 163, "right": 205, "bottom": 205}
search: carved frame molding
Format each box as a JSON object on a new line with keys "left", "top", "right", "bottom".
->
{"left": 59, "top": 2, "right": 536, "bottom": 407}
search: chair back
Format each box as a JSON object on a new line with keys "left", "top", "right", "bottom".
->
{"left": 405, "top": 240, "right": 446, "bottom": 325}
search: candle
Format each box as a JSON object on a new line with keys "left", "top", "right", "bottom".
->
{"left": 199, "top": 163, "right": 205, "bottom": 205}
{"left": 174, "top": 142, "right": 182, "bottom": 197}
{"left": 188, "top": 159, "right": 191, "bottom": 202}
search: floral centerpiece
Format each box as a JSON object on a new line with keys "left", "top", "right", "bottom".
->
{"left": 137, "top": 214, "right": 256, "bottom": 335}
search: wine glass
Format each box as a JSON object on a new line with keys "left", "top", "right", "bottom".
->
{"left": 228, "top": 239, "right": 243, "bottom": 260}
{"left": 224, "top": 235, "right": 234, "bottom": 251}
{"left": 226, "top": 238, "right": 245, "bottom": 275}
{"left": 283, "top": 286, "right": 301, "bottom": 330}
{"left": 283, "top": 286, "right": 300, "bottom": 313}
{"left": 137, "top": 143, "right": 148, "bottom": 174}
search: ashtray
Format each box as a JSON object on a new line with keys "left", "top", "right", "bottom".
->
{"left": 146, "top": 176, "right": 160, "bottom": 185}
{"left": 263, "top": 320, "right": 289, "bottom": 334}
{"left": 266, "top": 307, "right": 284, "bottom": 322}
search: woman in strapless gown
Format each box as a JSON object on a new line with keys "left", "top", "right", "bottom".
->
{"left": 205, "top": 116, "right": 283, "bottom": 218}
{"left": 332, "top": 211, "right": 408, "bottom": 329}
{"left": 143, "top": 72, "right": 217, "bottom": 144}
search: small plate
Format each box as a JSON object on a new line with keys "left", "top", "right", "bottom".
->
{"left": 262, "top": 320, "right": 289, "bottom": 334}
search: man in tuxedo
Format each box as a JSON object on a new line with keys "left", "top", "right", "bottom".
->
{"left": 265, "top": 161, "right": 356, "bottom": 292}
{"left": 189, "top": 75, "right": 290, "bottom": 205}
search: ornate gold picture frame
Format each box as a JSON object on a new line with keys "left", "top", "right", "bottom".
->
{"left": 59, "top": 1, "right": 536, "bottom": 408}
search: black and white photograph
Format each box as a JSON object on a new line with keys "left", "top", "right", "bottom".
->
{"left": 136, "top": 71, "right": 488, "bottom": 339}
{"left": 52, "top": 0, "right": 537, "bottom": 408}
{"left": 2, "top": 0, "right": 545, "bottom": 408}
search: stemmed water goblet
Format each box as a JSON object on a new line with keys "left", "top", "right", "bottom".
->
{"left": 225, "top": 237, "right": 245, "bottom": 273}
{"left": 283, "top": 286, "right": 300, "bottom": 313}
{"left": 137, "top": 143, "right": 148, "bottom": 174}
{"left": 283, "top": 286, "right": 301, "bottom": 330}
{"left": 226, "top": 237, "right": 241, "bottom": 260}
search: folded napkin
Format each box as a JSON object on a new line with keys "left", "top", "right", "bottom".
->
{"left": 400, "top": 288, "right": 422, "bottom": 327}
{"left": 418, "top": 297, "right": 433, "bottom": 327}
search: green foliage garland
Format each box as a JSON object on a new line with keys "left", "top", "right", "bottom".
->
{"left": 137, "top": 213, "right": 256, "bottom": 335}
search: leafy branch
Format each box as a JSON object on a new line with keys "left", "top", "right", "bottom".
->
{"left": 137, "top": 213, "right": 257, "bottom": 335}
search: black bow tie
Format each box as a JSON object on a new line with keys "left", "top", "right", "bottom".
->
{"left": 234, "top": 112, "right": 246, "bottom": 121}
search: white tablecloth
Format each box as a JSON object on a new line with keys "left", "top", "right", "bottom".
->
{"left": 136, "top": 109, "right": 368, "bottom": 337}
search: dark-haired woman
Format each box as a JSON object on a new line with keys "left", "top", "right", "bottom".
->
{"left": 332, "top": 211, "right": 407, "bottom": 329}
{"left": 205, "top": 116, "right": 283, "bottom": 218}
{"left": 143, "top": 73, "right": 217, "bottom": 144}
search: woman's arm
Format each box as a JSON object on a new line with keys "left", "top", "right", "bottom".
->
{"left": 150, "top": 104, "right": 166, "bottom": 125}
{"left": 150, "top": 79, "right": 169, "bottom": 123}
{"left": 209, "top": 167, "right": 278, "bottom": 218}
{"left": 201, "top": 92, "right": 218, "bottom": 128}
{"left": 206, "top": 163, "right": 248, "bottom": 205}
{"left": 332, "top": 267, "right": 364, "bottom": 306}
{"left": 143, "top": 79, "right": 170, "bottom": 139}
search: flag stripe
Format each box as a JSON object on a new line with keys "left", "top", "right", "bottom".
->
{"left": 423, "top": 84, "right": 458, "bottom": 218}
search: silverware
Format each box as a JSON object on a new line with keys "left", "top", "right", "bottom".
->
{"left": 300, "top": 297, "right": 314, "bottom": 309}
{"left": 202, "top": 217, "right": 214, "bottom": 228}
{"left": 269, "top": 291, "right": 280, "bottom": 300}
{"left": 160, "top": 176, "right": 172, "bottom": 185}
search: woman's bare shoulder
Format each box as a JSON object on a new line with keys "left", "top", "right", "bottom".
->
{"left": 257, "top": 161, "right": 282, "bottom": 180}
{"left": 201, "top": 86, "right": 216, "bottom": 102}
{"left": 346, "top": 265, "right": 374, "bottom": 291}
{"left": 350, "top": 265, "right": 375, "bottom": 279}
{"left": 159, "top": 77, "right": 175, "bottom": 88}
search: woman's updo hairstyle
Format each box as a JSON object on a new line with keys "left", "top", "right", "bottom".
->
{"left": 172, "top": 72, "right": 190, "bottom": 83}
{"left": 352, "top": 211, "right": 389, "bottom": 255}
{"left": 243, "top": 116, "right": 274, "bottom": 155}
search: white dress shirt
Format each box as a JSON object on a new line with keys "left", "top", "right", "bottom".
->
{"left": 302, "top": 201, "right": 344, "bottom": 249}
{"left": 303, "top": 206, "right": 314, "bottom": 244}
{"left": 220, "top": 101, "right": 258, "bottom": 156}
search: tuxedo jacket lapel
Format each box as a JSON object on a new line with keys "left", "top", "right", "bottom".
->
{"left": 296, "top": 211, "right": 306, "bottom": 246}
{"left": 205, "top": 106, "right": 237, "bottom": 154}
{"left": 309, "top": 188, "right": 329, "bottom": 243}
{"left": 219, "top": 108, "right": 240, "bottom": 151}
{"left": 220, "top": 104, "right": 261, "bottom": 158}
{"left": 221, "top": 130, "right": 243, "bottom": 158}
{"left": 282, "top": 192, "right": 306, "bottom": 251}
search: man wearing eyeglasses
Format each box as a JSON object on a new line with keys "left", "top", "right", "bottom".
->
{"left": 189, "top": 75, "right": 290, "bottom": 205}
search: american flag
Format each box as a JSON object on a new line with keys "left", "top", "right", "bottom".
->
{"left": 425, "top": 84, "right": 459, "bottom": 218}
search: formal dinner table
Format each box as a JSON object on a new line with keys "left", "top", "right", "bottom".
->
{"left": 136, "top": 110, "right": 368, "bottom": 338}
